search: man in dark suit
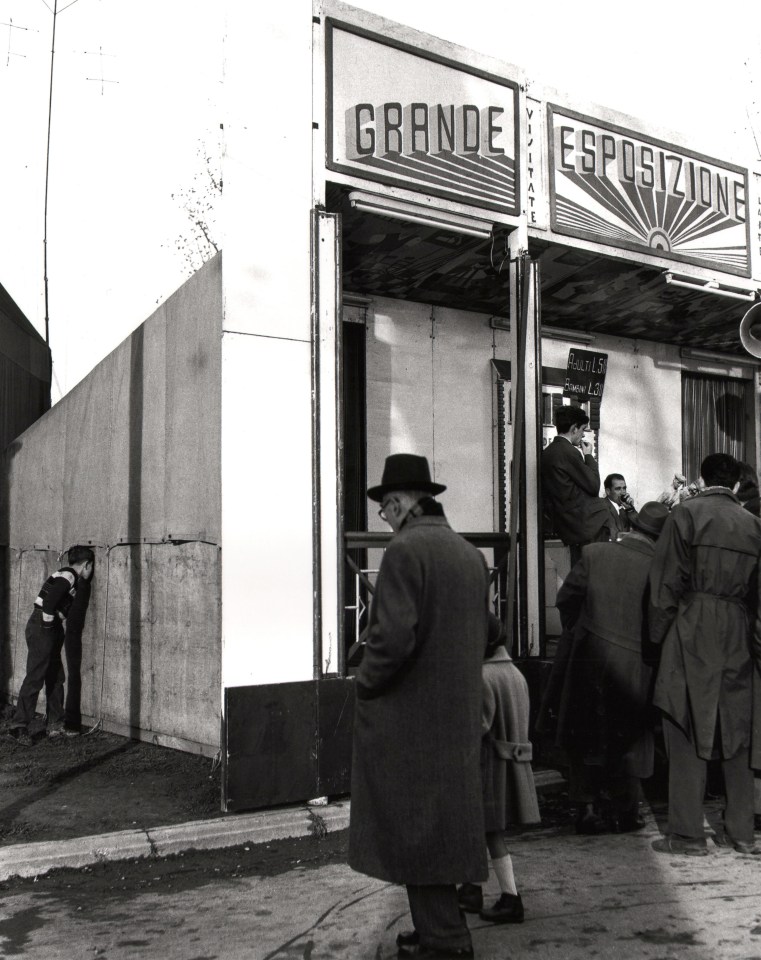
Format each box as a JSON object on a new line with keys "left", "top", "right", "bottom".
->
{"left": 540, "top": 405, "right": 609, "bottom": 566}
{"left": 600, "top": 473, "right": 639, "bottom": 541}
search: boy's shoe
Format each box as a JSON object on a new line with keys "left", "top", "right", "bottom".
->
{"left": 7, "top": 728, "right": 33, "bottom": 747}
{"left": 63, "top": 726, "right": 81, "bottom": 737}
{"left": 479, "top": 893, "right": 524, "bottom": 924}
{"left": 46, "top": 725, "right": 65, "bottom": 739}
{"left": 456, "top": 883, "right": 483, "bottom": 913}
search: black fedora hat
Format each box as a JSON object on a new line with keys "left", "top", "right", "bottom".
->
{"left": 630, "top": 501, "right": 669, "bottom": 536}
{"left": 367, "top": 453, "right": 446, "bottom": 502}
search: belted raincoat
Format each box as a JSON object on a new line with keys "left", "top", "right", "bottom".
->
{"left": 648, "top": 488, "right": 761, "bottom": 765}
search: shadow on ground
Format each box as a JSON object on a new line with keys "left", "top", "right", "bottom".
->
{"left": 0, "top": 712, "right": 221, "bottom": 846}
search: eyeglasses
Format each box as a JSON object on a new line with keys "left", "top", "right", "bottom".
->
{"left": 378, "top": 499, "right": 393, "bottom": 522}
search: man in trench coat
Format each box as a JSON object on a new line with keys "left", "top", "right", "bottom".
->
{"left": 349, "top": 454, "right": 490, "bottom": 959}
{"left": 649, "top": 453, "right": 761, "bottom": 856}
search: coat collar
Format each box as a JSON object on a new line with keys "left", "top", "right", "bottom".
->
{"left": 617, "top": 531, "right": 655, "bottom": 555}
{"left": 401, "top": 514, "right": 450, "bottom": 532}
{"left": 486, "top": 646, "right": 511, "bottom": 663}
{"left": 698, "top": 486, "right": 740, "bottom": 504}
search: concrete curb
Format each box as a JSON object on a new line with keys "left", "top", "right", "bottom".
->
{"left": 0, "top": 771, "right": 565, "bottom": 881}
{"left": 0, "top": 800, "right": 351, "bottom": 882}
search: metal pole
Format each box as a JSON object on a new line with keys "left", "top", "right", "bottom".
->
{"left": 504, "top": 254, "right": 526, "bottom": 656}
{"left": 43, "top": 0, "right": 58, "bottom": 347}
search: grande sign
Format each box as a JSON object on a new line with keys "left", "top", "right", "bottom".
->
{"left": 327, "top": 21, "right": 520, "bottom": 217}
{"left": 548, "top": 106, "right": 751, "bottom": 278}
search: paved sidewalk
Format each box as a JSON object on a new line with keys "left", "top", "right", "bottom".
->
{"left": 2, "top": 799, "right": 761, "bottom": 960}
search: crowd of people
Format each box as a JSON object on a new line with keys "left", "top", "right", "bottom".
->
{"left": 349, "top": 432, "right": 761, "bottom": 959}
{"left": 10, "top": 418, "right": 759, "bottom": 959}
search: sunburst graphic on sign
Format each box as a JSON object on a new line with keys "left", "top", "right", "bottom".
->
{"left": 554, "top": 167, "right": 749, "bottom": 274}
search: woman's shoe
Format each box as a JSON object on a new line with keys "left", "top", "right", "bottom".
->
{"left": 479, "top": 893, "right": 524, "bottom": 924}
{"left": 396, "top": 930, "right": 419, "bottom": 947}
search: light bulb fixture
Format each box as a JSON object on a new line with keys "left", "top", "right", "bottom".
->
{"left": 663, "top": 272, "right": 757, "bottom": 303}
{"left": 489, "top": 317, "right": 595, "bottom": 344}
{"left": 348, "top": 190, "right": 494, "bottom": 239}
{"left": 680, "top": 346, "right": 761, "bottom": 367}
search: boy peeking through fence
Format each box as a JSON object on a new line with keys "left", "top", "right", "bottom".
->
{"left": 8, "top": 545, "right": 94, "bottom": 746}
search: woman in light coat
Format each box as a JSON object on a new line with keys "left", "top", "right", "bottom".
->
{"left": 459, "top": 616, "right": 540, "bottom": 925}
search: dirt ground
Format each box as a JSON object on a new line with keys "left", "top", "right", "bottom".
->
{"left": 0, "top": 712, "right": 222, "bottom": 847}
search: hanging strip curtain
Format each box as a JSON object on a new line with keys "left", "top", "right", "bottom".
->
{"left": 682, "top": 373, "right": 747, "bottom": 484}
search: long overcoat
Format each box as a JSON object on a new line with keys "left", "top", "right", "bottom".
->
{"left": 541, "top": 437, "right": 609, "bottom": 545}
{"left": 540, "top": 535, "right": 657, "bottom": 776}
{"left": 649, "top": 488, "right": 761, "bottom": 765}
{"left": 348, "top": 514, "right": 490, "bottom": 885}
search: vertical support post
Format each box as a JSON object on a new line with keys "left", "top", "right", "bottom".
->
{"left": 504, "top": 242, "right": 543, "bottom": 658}
{"left": 312, "top": 209, "right": 343, "bottom": 678}
{"left": 523, "top": 261, "right": 543, "bottom": 656}
{"left": 505, "top": 254, "right": 524, "bottom": 656}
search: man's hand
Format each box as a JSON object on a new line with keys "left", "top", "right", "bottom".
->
{"left": 620, "top": 492, "right": 635, "bottom": 510}
{"left": 580, "top": 438, "right": 593, "bottom": 455}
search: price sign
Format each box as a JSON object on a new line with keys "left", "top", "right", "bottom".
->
{"left": 563, "top": 349, "right": 607, "bottom": 401}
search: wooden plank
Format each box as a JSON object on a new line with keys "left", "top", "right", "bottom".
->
{"left": 100, "top": 543, "right": 153, "bottom": 730}
{"left": 149, "top": 542, "right": 221, "bottom": 747}
{"left": 72, "top": 545, "right": 107, "bottom": 725}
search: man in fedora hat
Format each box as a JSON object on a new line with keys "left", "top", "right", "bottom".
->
{"left": 649, "top": 453, "right": 761, "bottom": 856}
{"left": 538, "top": 501, "right": 669, "bottom": 834}
{"left": 349, "top": 453, "right": 490, "bottom": 959}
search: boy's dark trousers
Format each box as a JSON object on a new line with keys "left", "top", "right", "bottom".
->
{"left": 63, "top": 576, "right": 91, "bottom": 731}
{"left": 64, "top": 629, "right": 82, "bottom": 730}
{"left": 11, "top": 610, "right": 66, "bottom": 731}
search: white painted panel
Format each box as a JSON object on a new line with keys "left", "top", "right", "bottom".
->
{"left": 431, "top": 306, "right": 496, "bottom": 532}
{"left": 220, "top": 333, "right": 314, "bottom": 688}
{"left": 316, "top": 212, "right": 341, "bottom": 675}
{"left": 365, "top": 298, "right": 435, "bottom": 530}
{"left": 222, "top": 2, "right": 313, "bottom": 341}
